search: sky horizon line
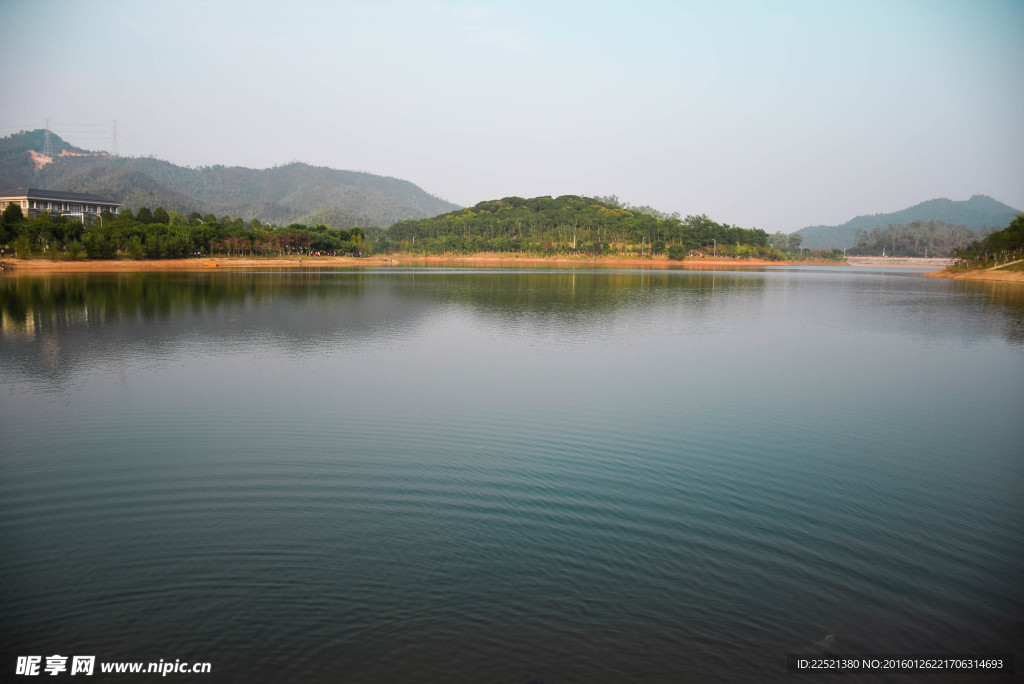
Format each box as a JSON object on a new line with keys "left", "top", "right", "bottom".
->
{"left": 6, "top": 125, "right": 1021, "bottom": 233}
{"left": 3, "top": 0, "right": 1022, "bottom": 233}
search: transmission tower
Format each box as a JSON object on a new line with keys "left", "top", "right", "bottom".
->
{"left": 43, "top": 118, "right": 54, "bottom": 157}
{"left": 112, "top": 119, "right": 119, "bottom": 156}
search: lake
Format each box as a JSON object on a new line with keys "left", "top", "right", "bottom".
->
{"left": 1, "top": 266, "right": 1022, "bottom": 683}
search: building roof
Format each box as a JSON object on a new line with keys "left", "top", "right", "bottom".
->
{"left": 0, "top": 187, "right": 120, "bottom": 204}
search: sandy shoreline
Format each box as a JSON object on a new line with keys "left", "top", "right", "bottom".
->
{"left": 925, "top": 268, "right": 1024, "bottom": 282}
{"left": 7, "top": 254, "right": 1005, "bottom": 277}
{"left": 3, "top": 253, "right": 1018, "bottom": 286}
{"left": 382, "top": 254, "right": 849, "bottom": 269}
{"left": 0, "top": 254, "right": 845, "bottom": 273}
{"left": 1, "top": 256, "right": 366, "bottom": 272}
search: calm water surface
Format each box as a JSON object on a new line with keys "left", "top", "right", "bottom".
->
{"left": 1, "top": 267, "right": 1022, "bottom": 683}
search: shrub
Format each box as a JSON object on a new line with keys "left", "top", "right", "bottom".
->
{"left": 84, "top": 232, "right": 116, "bottom": 259}
{"left": 14, "top": 235, "right": 34, "bottom": 259}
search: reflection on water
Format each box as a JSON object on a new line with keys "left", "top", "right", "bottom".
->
{"left": 1, "top": 270, "right": 772, "bottom": 377}
{"left": 1, "top": 268, "right": 1022, "bottom": 683}
{"left": 4, "top": 269, "right": 1024, "bottom": 374}
{"left": 952, "top": 279, "right": 1024, "bottom": 344}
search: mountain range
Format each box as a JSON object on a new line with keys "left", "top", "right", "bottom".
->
{"left": 796, "top": 195, "right": 1022, "bottom": 250}
{"left": 5, "top": 129, "right": 1020, "bottom": 242}
{"left": 0, "top": 129, "right": 459, "bottom": 228}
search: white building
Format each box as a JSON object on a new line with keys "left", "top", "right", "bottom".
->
{"left": 0, "top": 187, "right": 121, "bottom": 219}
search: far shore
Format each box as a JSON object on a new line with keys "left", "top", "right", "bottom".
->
{"left": 1, "top": 253, "right": 845, "bottom": 273}
{"left": 6, "top": 253, "right": 1011, "bottom": 278}
{"left": 845, "top": 256, "right": 953, "bottom": 268}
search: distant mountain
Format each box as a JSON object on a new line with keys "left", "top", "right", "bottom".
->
{"left": 0, "top": 130, "right": 459, "bottom": 228}
{"left": 795, "top": 195, "right": 1023, "bottom": 250}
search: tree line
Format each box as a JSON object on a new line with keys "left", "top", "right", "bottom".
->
{"left": 0, "top": 194, "right": 848, "bottom": 262}
{"left": 847, "top": 220, "right": 983, "bottom": 257}
{"left": 0, "top": 203, "right": 366, "bottom": 259}
{"left": 952, "top": 215, "right": 1024, "bottom": 268}
{"left": 383, "top": 195, "right": 841, "bottom": 260}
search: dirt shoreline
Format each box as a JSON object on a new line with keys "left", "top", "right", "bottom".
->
{"left": 383, "top": 254, "right": 847, "bottom": 269}
{"left": 1, "top": 256, "right": 365, "bottom": 272}
{"left": 925, "top": 268, "right": 1024, "bottom": 282}
{"left": 6, "top": 254, "right": 1014, "bottom": 281}
{"left": 0, "top": 254, "right": 845, "bottom": 273}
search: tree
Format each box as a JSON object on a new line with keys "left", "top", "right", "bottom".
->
{"left": 668, "top": 244, "right": 686, "bottom": 260}
{"left": 136, "top": 207, "right": 154, "bottom": 225}
{"left": 127, "top": 235, "right": 145, "bottom": 260}
{"left": 152, "top": 207, "right": 170, "bottom": 225}
{"left": 2, "top": 202, "right": 25, "bottom": 225}
{"left": 768, "top": 231, "right": 787, "bottom": 249}
{"left": 83, "top": 230, "right": 116, "bottom": 259}
{"left": 1, "top": 202, "right": 25, "bottom": 244}
{"left": 14, "top": 234, "right": 33, "bottom": 258}
{"left": 27, "top": 212, "right": 59, "bottom": 249}
{"left": 787, "top": 233, "right": 803, "bottom": 251}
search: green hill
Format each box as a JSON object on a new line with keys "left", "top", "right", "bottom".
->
{"left": 384, "top": 195, "right": 775, "bottom": 257}
{"left": 0, "top": 129, "right": 459, "bottom": 228}
{"left": 796, "top": 195, "right": 1022, "bottom": 250}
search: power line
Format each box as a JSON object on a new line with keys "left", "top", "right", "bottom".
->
{"left": 48, "top": 121, "right": 109, "bottom": 129}
{"left": 4, "top": 119, "right": 197, "bottom": 166}
{"left": 0, "top": 124, "right": 45, "bottom": 133}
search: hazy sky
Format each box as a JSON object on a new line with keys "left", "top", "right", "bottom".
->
{"left": 2, "top": 0, "right": 1022, "bottom": 231}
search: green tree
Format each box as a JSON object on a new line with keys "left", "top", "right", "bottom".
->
{"left": 668, "top": 244, "right": 686, "bottom": 260}
{"left": 152, "top": 207, "right": 170, "bottom": 225}
{"left": 27, "top": 212, "right": 59, "bottom": 250}
{"left": 84, "top": 229, "right": 117, "bottom": 259}
{"left": 127, "top": 235, "right": 145, "bottom": 260}
{"left": 1, "top": 202, "right": 26, "bottom": 244}
{"left": 2, "top": 202, "right": 25, "bottom": 225}
{"left": 136, "top": 207, "right": 154, "bottom": 225}
{"left": 14, "top": 234, "right": 33, "bottom": 258}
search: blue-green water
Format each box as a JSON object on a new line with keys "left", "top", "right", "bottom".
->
{"left": 1, "top": 267, "right": 1022, "bottom": 683}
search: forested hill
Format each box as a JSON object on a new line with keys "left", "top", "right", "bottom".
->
{"left": 384, "top": 195, "right": 771, "bottom": 256}
{"left": 796, "top": 195, "right": 1022, "bottom": 250}
{"left": 0, "top": 129, "right": 459, "bottom": 228}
